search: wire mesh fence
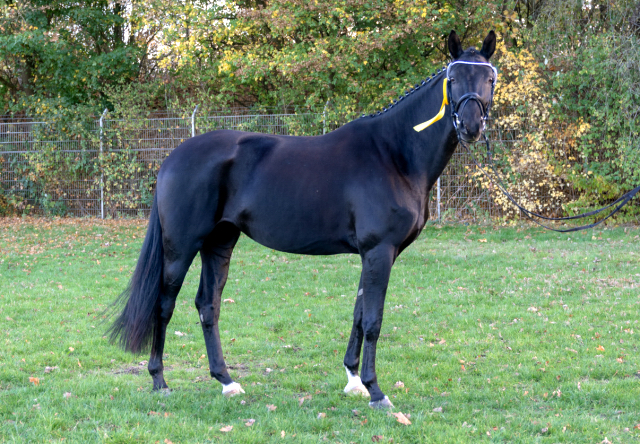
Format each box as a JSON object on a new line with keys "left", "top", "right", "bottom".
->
{"left": 0, "top": 107, "right": 530, "bottom": 219}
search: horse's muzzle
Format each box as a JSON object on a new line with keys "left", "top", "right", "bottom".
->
{"left": 454, "top": 94, "right": 486, "bottom": 142}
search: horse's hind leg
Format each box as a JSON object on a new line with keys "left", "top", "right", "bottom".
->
{"left": 194, "top": 223, "right": 243, "bottom": 397}
{"left": 148, "top": 249, "right": 198, "bottom": 390}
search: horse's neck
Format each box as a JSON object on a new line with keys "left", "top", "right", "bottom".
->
{"left": 368, "top": 76, "right": 459, "bottom": 189}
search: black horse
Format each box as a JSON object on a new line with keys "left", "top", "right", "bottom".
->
{"left": 110, "top": 30, "right": 497, "bottom": 408}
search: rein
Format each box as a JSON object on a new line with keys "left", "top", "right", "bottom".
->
{"left": 462, "top": 136, "right": 640, "bottom": 232}
{"left": 413, "top": 60, "right": 640, "bottom": 232}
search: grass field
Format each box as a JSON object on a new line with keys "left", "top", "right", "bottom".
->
{"left": 1, "top": 217, "right": 639, "bottom": 443}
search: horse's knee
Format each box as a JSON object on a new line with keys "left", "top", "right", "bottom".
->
{"left": 199, "top": 307, "right": 214, "bottom": 328}
{"left": 197, "top": 304, "right": 220, "bottom": 329}
{"left": 362, "top": 319, "right": 382, "bottom": 343}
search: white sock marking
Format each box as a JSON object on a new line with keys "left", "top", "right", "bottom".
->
{"left": 343, "top": 366, "right": 369, "bottom": 396}
{"left": 222, "top": 381, "right": 245, "bottom": 397}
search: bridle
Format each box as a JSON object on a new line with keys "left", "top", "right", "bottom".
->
{"left": 414, "top": 60, "right": 640, "bottom": 232}
{"left": 413, "top": 60, "right": 497, "bottom": 135}
{"left": 446, "top": 61, "right": 497, "bottom": 134}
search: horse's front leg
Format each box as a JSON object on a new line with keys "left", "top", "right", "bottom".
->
{"left": 359, "top": 244, "right": 396, "bottom": 408}
{"left": 343, "top": 276, "right": 369, "bottom": 397}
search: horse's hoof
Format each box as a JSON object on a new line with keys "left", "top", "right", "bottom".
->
{"left": 152, "top": 387, "right": 171, "bottom": 397}
{"left": 343, "top": 373, "right": 370, "bottom": 397}
{"left": 369, "top": 396, "right": 394, "bottom": 409}
{"left": 222, "top": 382, "right": 245, "bottom": 398}
{"left": 344, "top": 381, "right": 370, "bottom": 397}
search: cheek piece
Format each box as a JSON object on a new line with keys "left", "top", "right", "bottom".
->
{"left": 446, "top": 61, "right": 498, "bottom": 133}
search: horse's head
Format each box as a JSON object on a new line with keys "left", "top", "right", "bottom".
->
{"left": 447, "top": 30, "right": 497, "bottom": 143}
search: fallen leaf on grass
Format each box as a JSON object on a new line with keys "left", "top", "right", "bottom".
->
{"left": 245, "top": 419, "right": 255, "bottom": 427}
{"left": 281, "top": 430, "right": 285, "bottom": 438}
{"left": 634, "top": 424, "right": 640, "bottom": 430}
{"left": 220, "top": 425, "right": 233, "bottom": 432}
{"left": 391, "top": 412, "right": 411, "bottom": 425}
{"left": 164, "top": 440, "right": 174, "bottom": 444}
{"left": 478, "top": 239, "right": 487, "bottom": 243}
{"left": 29, "top": 377, "right": 40, "bottom": 385}
{"left": 433, "top": 407, "right": 443, "bottom": 413}
{"left": 317, "top": 412, "right": 326, "bottom": 419}
{"left": 223, "top": 298, "right": 235, "bottom": 303}
{"left": 596, "top": 345, "right": 605, "bottom": 352}
{"left": 63, "top": 392, "right": 72, "bottom": 398}
{"left": 267, "top": 404, "right": 277, "bottom": 412}
{"left": 298, "top": 394, "right": 312, "bottom": 406}
{"left": 372, "top": 436, "right": 384, "bottom": 442}
{"left": 394, "top": 381, "right": 404, "bottom": 389}
{"left": 44, "top": 366, "right": 58, "bottom": 373}
{"left": 174, "top": 331, "right": 185, "bottom": 337}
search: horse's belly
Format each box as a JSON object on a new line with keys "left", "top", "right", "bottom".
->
{"left": 225, "top": 193, "right": 356, "bottom": 255}
{"left": 247, "top": 230, "right": 355, "bottom": 255}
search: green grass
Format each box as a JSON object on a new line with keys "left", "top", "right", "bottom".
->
{"left": 1, "top": 218, "right": 640, "bottom": 443}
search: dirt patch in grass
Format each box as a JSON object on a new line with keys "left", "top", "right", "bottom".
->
{"left": 227, "top": 363, "right": 251, "bottom": 378}
{"left": 113, "top": 366, "right": 144, "bottom": 375}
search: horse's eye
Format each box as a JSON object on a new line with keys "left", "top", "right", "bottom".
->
{"left": 449, "top": 77, "right": 455, "bottom": 84}
{"left": 488, "top": 78, "right": 494, "bottom": 84}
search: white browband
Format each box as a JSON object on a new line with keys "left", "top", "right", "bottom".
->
{"left": 446, "top": 61, "right": 498, "bottom": 87}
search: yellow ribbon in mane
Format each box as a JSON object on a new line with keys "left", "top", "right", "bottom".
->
{"left": 413, "top": 78, "right": 448, "bottom": 132}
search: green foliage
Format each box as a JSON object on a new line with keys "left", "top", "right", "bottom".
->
{"left": 524, "top": 1, "right": 640, "bottom": 208}
{"left": 165, "top": 0, "right": 506, "bottom": 113}
{"left": 0, "top": 1, "right": 143, "bottom": 110}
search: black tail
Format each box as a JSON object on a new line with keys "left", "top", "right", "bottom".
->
{"left": 108, "top": 194, "right": 164, "bottom": 353}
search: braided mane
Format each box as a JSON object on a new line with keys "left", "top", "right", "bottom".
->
{"left": 360, "top": 65, "right": 450, "bottom": 119}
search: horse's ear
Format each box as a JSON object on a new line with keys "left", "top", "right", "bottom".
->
{"left": 448, "top": 30, "right": 463, "bottom": 60}
{"left": 480, "top": 30, "right": 496, "bottom": 60}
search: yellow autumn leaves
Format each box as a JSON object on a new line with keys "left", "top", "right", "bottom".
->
{"left": 470, "top": 44, "right": 580, "bottom": 218}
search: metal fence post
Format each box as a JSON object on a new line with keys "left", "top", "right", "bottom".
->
{"left": 437, "top": 177, "right": 441, "bottom": 221}
{"left": 322, "top": 100, "right": 330, "bottom": 135}
{"left": 191, "top": 105, "right": 199, "bottom": 138}
{"left": 99, "top": 108, "right": 108, "bottom": 219}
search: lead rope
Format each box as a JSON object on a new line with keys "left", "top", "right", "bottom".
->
{"left": 462, "top": 135, "right": 640, "bottom": 233}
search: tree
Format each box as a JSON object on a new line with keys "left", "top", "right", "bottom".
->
{"left": 162, "top": 0, "right": 508, "bottom": 114}
{"left": 0, "top": 0, "right": 159, "bottom": 110}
